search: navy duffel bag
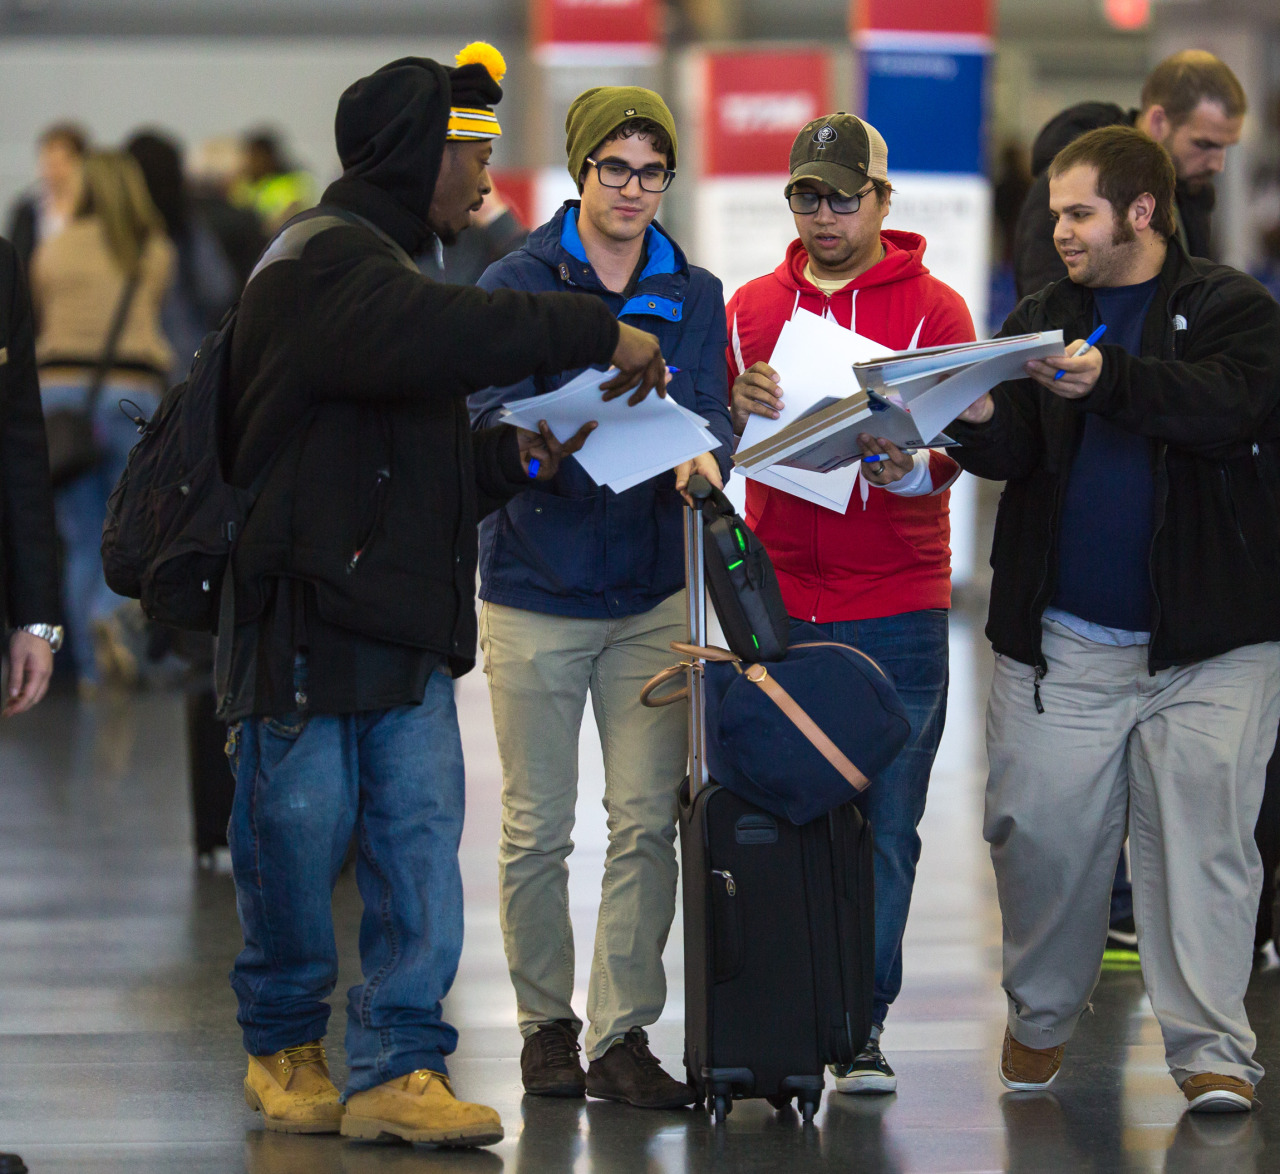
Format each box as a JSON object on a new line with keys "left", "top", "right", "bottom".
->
{"left": 641, "top": 631, "right": 911, "bottom": 825}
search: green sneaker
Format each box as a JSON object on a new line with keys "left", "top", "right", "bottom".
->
{"left": 830, "top": 1039, "right": 896, "bottom": 1094}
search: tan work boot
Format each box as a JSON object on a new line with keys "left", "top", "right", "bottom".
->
{"left": 341, "top": 1070, "right": 503, "bottom": 1148}
{"left": 243, "top": 1041, "right": 344, "bottom": 1133}
{"left": 1182, "top": 1073, "right": 1255, "bottom": 1113}
{"left": 999, "top": 1028, "right": 1065, "bottom": 1091}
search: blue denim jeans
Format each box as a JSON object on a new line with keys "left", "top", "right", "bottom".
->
{"left": 794, "top": 609, "right": 950, "bottom": 1029}
{"left": 42, "top": 381, "right": 159, "bottom": 683}
{"left": 226, "top": 661, "right": 466, "bottom": 1095}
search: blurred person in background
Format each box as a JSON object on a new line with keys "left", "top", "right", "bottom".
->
{"left": 6, "top": 122, "right": 89, "bottom": 271}
{"left": 438, "top": 185, "right": 527, "bottom": 284}
{"left": 1, "top": 233, "right": 61, "bottom": 717}
{"left": 1014, "top": 50, "right": 1247, "bottom": 299}
{"left": 189, "top": 137, "right": 268, "bottom": 291}
{"left": 232, "top": 128, "right": 316, "bottom": 234}
{"left": 29, "top": 151, "right": 174, "bottom": 695}
{"left": 993, "top": 140, "right": 1032, "bottom": 268}
{"left": 127, "top": 129, "right": 238, "bottom": 383}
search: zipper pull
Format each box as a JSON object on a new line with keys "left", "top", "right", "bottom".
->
{"left": 712, "top": 869, "right": 736, "bottom": 896}
{"left": 1033, "top": 665, "right": 1046, "bottom": 715}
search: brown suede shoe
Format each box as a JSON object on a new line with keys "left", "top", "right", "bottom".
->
{"left": 341, "top": 1070, "right": 503, "bottom": 1147}
{"left": 999, "top": 1028, "right": 1065, "bottom": 1091}
{"left": 1182, "top": 1073, "right": 1255, "bottom": 1113}
{"left": 521, "top": 1020, "right": 586, "bottom": 1097}
{"left": 586, "top": 1027, "right": 695, "bottom": 1109}
{"left": 243, "top": 1042, "right": 344, "bottom": 1133}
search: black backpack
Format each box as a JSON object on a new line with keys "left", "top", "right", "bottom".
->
{"left": 100, "top": 208, "right": 417, "bottom": 635}
{"left": 688, "top": 475, "right": 790, "bottom": 662}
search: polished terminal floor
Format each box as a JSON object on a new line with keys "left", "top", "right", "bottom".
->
{"left": 2, "top": 602, "right": 1279, "bottom": 1172}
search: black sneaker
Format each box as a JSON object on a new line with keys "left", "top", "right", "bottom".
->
{"left": 521, "top": 1020, "right": 586, "bottom": 1097}
{"left": 830, "top": 1038, "right": 896, "bottom": 1094}
{"left": 585, "top": 1027, "right": 695, "bottom": 1109}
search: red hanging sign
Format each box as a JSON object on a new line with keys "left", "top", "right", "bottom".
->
{"left": 700, "top": 50, "right": 833, "bottom": 179}
{"left": 531, "top": 0, "right": 662, "bottom": 64}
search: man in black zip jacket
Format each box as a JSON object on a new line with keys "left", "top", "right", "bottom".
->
{"left": 218, "top": 47, "right": 666, "bottom": 1147}
{"left": 1013, "top": 50, "right": 1245, "bottom": 299}
{"left": 947, "top": 126, "right": 1280, "bottom": 1112}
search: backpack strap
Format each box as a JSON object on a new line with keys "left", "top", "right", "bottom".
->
{"left": 247, "top": 207, "right": 421, "bottom": 286}
{"left": 214, "top": 209, "right": 422, "bottom": 704}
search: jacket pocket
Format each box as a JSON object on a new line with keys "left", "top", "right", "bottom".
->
{"left": 493, "top": 490, "right": 604, "bottom": 599}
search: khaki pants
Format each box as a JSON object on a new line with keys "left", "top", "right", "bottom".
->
{"left": 985, "top": 619, "right": 1280, "bottom": 1086}
{"left": 479, "top": 593, "right": 688, "bottom": 1059}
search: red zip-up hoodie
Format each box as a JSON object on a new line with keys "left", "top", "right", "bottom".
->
{"left": 726, "top": 231, "right": 975, "bottom": 622}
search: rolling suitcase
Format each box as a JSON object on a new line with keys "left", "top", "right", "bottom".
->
{"left": 675, "top": 479, "right": 876, "bottom": 1124}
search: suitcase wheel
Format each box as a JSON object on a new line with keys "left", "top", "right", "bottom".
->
{"left": 799, "top": 1090, "right": 820, "bottom": 1124}
{"left": 766, "top": 1093, "right": 793, "bottom": 1112}
{"left": 712, "top": 1094, "right": 730, "bottom": 1125}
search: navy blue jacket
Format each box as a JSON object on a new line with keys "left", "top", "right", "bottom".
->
{"left": 470, "top": 203, "right": 733, "bottom": 619}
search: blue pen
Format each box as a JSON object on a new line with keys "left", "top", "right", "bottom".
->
{"left": 1054, "top": 324, "right": 1107, "bottom": 380}
{"left": 528, "top": 457, "right": 541, "bottom": 478}
{"left": 666, "top": 366, "right": 681, "bottom": 375}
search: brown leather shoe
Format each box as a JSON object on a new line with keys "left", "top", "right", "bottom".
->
{"left": 999, "top": 1028, "right": 1064, "bottom": 1091}
{"left": 243, "top": 1042, "right": 344, "bottom": 1133}
{"left": 1182, "top": 1073, "right": 1255, "bottom": 1113}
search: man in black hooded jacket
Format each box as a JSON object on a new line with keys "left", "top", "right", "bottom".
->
{"left": 1013, "top": 50, "right": 1245, "bottom": 299}
{"left": 220, "top": 47, "right": 666, "bottom": 1147}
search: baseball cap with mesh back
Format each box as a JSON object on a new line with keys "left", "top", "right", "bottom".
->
{"left": 787, "top": 113, "right": 888, "bottom": 198}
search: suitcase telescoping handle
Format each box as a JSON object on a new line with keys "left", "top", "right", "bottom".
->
{"left": 684, "top": 474, "right": 714, "bottom": 792}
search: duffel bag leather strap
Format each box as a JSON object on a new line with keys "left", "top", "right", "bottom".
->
{"left": 639, "top": 664, "right": 690, "bottom": 707}
{"left": 743, "top": 663, "right": 869, "bottom": 792}
{"left": 669, "top": 641, "right": 740, "bottom": 663}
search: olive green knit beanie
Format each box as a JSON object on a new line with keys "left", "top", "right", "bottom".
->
{"left": 565, "top": 86, "right": 678, "bottom": 190}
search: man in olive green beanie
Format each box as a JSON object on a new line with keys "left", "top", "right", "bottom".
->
{"left": 564, "top": 86, "right": 678, "bottom": 190}
{"left": 470, "top": 84, "right": 733, "bottom": 1111}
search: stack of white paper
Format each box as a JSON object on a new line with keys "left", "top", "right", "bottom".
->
{"left": 735, "top": 327, "right": 1068, "bottom": 490}
{"left": 737, "top": 311, "right": 886, "bottom": 514}
{"left": 501, "top": 368, "right": 718, "bottom": 494}
{"left": 852, "top": 330, "right": 1064, "bottom": 446}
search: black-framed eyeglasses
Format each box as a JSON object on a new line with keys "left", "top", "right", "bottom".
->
{"left": 586, "top": 157, "right": 676, "bottom": 193}
{"left": 787, "top": 186, "right": 874, "bottom": 215}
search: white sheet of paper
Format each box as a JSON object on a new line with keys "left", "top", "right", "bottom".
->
{"left": 501, "top": 368, "right": 717, "bottom": 494}
{"left": 737, "top": 311, "right": 885, "bottom": 513}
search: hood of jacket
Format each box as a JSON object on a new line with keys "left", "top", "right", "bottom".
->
{"left": 1030, "top": 101, "right": 1133, "bottom": 175}
{"left": 523, "top": 201, "right": 690, "bottom": 322}
{"left": 323, "top": 56, "right": 452, "bottom": 255}
{"left": 773, "top": 230, "right": 932, "bottom": 296}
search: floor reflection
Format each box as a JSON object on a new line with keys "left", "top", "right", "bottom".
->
{"left": 2, "top": 606, "right": 1280, "bottom": 1171}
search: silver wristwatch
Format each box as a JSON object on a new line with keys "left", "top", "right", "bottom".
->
{"left": 19, "top": 623, "right": 64, "bottom": 652}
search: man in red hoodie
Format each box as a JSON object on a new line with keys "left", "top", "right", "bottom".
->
{"left": 728, "top": 112, "right": 974, "bottom": 1095}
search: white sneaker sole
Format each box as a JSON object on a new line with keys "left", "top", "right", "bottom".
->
{"left": 999, "top": 1069, "right": 1059, "bottom": 1092}
{"left": 1186, "top": 1089, "right": 1253, "bottom": 1114}
{"left": 833, "top": 1072, "right": 897, "bottom": 1095}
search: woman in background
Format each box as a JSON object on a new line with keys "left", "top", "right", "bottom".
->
{"left": 29, "top": 150, "right": 174, "bottom": 694}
